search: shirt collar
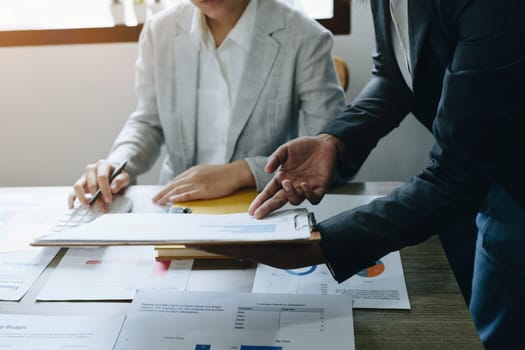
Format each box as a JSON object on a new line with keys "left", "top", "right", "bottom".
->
{"left": 190, "top": 0, "right": 257, "bottom": 51}
{"left": 190, "top": 6, "right": 208, "bottom": 48}
{"left": 227, "top": 0, "right": 257, "bottom": 51}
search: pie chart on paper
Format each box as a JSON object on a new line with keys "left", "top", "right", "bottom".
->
{"left": 357, "top": 260, "right": 385, "bottom": 278}
{"left": 286, "top": 265, "right": 317, "bottom": 276}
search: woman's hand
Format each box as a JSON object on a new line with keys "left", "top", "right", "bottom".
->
{"left": 68, "top": 159, "right": 130, "bottom": 212}
{"left": 152, "top": 160, "right": 255, "bottom": 205}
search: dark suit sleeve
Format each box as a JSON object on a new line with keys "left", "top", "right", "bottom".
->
{"left": 321, "top": 2, "right": 413, "bottom": 178}
{"left": 319, "top": 0, "right": 525, "bottom": 282}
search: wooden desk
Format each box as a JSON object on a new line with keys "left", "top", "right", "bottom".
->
{"left": 0, "top": 184, "right": 482, "bottom": 349}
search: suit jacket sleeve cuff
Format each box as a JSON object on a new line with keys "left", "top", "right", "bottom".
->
{"left": 317, "top": 209, "right": 395, "bottom": 283}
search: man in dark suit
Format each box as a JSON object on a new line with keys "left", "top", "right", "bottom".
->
{"left": 203, "top": 0, "right": 525, "bottom": 348}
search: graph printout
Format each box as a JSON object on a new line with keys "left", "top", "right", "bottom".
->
{"left": 114, "top": 290, "right": 355, "bottom": 350}
{"left": 252, "top": 251, "right": 410, "bottom": 309}
{"left": 36, "top": 246, "right": 193, "bottom": 301}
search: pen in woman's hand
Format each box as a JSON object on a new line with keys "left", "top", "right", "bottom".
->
{"left": 88, "top": 160, "right": 128, "bottom": 206}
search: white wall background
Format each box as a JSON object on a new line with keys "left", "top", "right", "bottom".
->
{"left": 0, "top": 1, "right": 434, "bottom": 187}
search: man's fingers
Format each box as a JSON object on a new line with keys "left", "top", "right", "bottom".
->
{"left": 282, "top": 179, "right": 305, "bottom": 206}
{"left": 301, "top": 182, "right": 325, "bottom": 205}
{"left": 253, "top": 189, "right": 289, "bottom": 219}
{"left": 265, "top": 146, "right": 288, "bottom": 174}
{"left": 248, "top": 179, "right": 282, "bottom": 215}
{"left": 311, "top": 186, "right": 327, "bottom": 204}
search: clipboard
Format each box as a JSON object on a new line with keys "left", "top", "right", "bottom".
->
{"left": 31, "top": 208, "right": 317, "bottom": 247}
{"left": 157, "top": 189, "right": 259, "bottom": 259}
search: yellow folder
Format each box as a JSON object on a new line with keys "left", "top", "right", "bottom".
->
{"left": 170, "top": 188, "right": 258, "bottom": 214}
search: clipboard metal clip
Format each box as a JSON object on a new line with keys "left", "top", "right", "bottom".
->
{"left": 168, "top": 206, "right": 192, "bottom": 214}
{"left": 293, "top": 210, "right": 316, "bottom": 231}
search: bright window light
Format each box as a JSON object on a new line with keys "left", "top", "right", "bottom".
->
{"left": 299, "top": 0, "right": 333, "bottom": 19}
{"left": 0, "top": 0, "right": 114, "bottom": 30}
{"left": 0, "top": 0, "right": 334, "bottom": 31}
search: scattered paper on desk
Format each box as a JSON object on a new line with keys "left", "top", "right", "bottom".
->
{"left": 32, "top": 209, "right": 313, "bottom": 246}
{"left": 279, "top": 194, "right": 410, "bottom": 308}
{"left": 0, "top": 248, "right": 59, "bottom": 301}
{"left": 186, "top": 266, "right": 256, "bottom": 293}
{"left": 252, "top": 251, "right": 410, "bottom": 309}
{"left": 0, "top": 314, "right": 125, "bottom": 350}
{"left": 36, "top": 246, "right": 192, "bottom": 301}
{"left": 0, "top": 207, "right": 62, "bottom": 252}
{"left": 114, "top": 290, "right": 355, "bottom": 350}
{"left": 0, "top": 207, "right": 61, "bottom": 301}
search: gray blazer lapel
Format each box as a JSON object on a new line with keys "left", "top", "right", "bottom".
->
{"left": 173, "top": 31, "right": 199, "bottom": 168}
{"left": 225, "top": 1, "right": 284, "bottom": 162}
{"left": 408, "top": 0, "right": 432, "bottom": 82}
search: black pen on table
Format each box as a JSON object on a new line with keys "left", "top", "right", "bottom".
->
{"left": 88, "top": 160, "right": 128, "bottom": 206}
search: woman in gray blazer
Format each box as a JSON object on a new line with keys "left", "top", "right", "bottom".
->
{"left": 69, "top": 0, "right": 345, "bottom": 210}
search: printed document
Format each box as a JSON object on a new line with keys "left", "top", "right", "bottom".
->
{"left": 36, "top": 246, "right": 193, "bottom": 301}
{"left": 114, "top": 290, "right": 355, "bottom": 350}
{"left": 32, "top": 209, "right": 313, "bottom": 246}
{"left": 0, "top": 207, "right": 60, "bottom": 301}
{"left": 0, "top": 248, "right": 58, "bottom": 301}
{"left": 277, "top": 194, "right": 410, "bottom": 308}
{"left": 0, "top": 314, "right": 124, "bottom": 350}
{"left": 252, "top": 251, "right": 410, "bottom": 309}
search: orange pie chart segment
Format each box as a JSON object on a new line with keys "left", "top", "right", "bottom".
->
{"left": 357, "top": 260, "right": 385, "bottom": 278}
